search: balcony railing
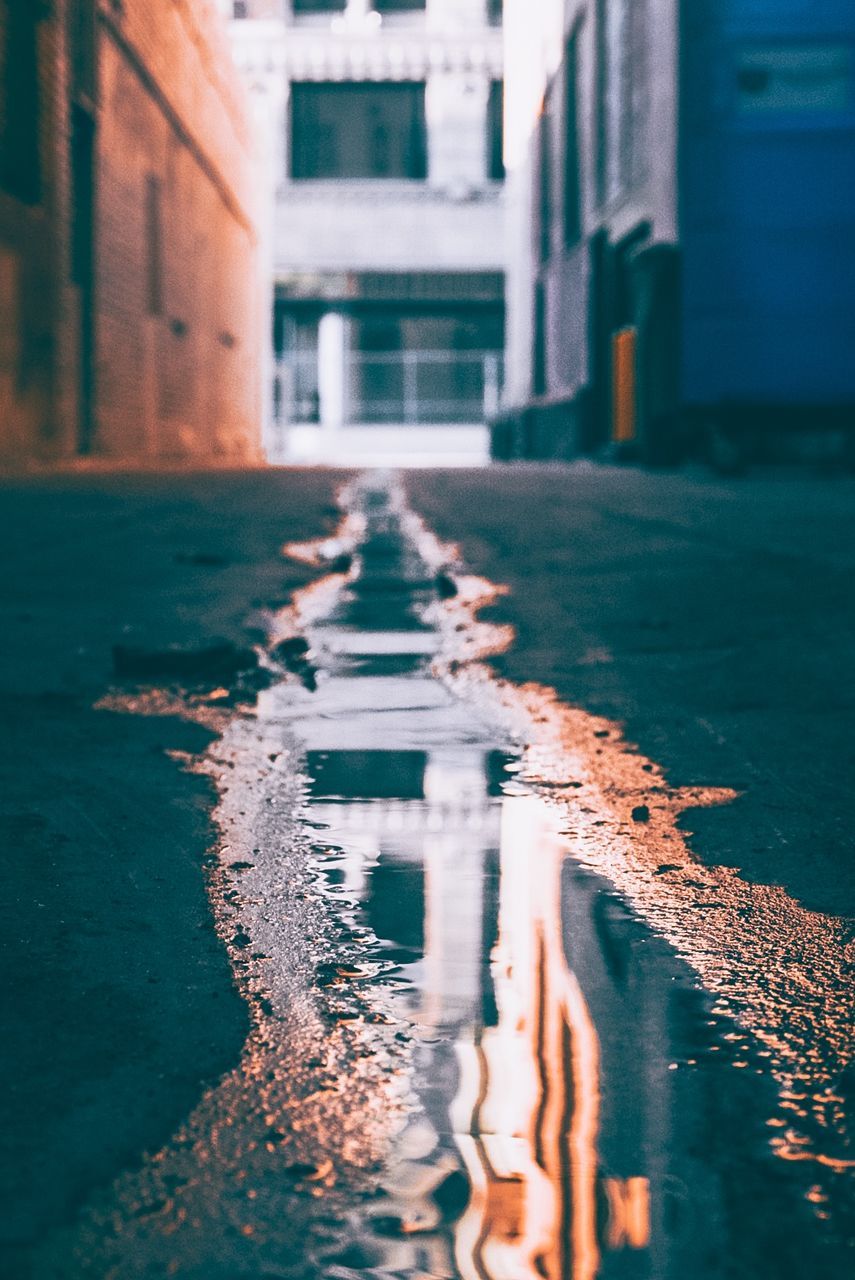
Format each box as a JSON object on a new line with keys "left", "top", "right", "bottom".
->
{"left": 274, "top": 349, "right": 503, "bottom": 425}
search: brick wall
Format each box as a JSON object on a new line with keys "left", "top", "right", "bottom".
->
{"left": 95, "top": 0, "right": 260, "bottom": 461}
{"left": 0, "top": 1, "right": 65, "bottom": 462}
{"left": 0, "top": 0, "right": 261, "bottom": 465}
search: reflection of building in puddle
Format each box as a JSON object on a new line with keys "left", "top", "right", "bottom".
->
{"left": 308, "top": 748, "right": 650, "bottom": 1279}
{"left": 307, "top": 747, "right": 502, "bottom": 1030}
{"left": 452, "top": 792, "right": 648, "bottom": 1280}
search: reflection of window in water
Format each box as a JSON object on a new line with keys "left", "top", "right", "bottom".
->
{"left": 306, "top": 749, "right": 427, "bottom": 801}
{"left": 366, "top": 857, "right": 425, "bottom": 953}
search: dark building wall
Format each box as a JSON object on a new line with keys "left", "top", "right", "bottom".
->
{"left": 501, "top": 0, "right": 855, "bottom": 465}
{"left": 500, "top": 0, "right": 680, "bottom": 463}
{"left": 680, "top": 0, "right": 855, "bottom": 417}
{"left": 0, "top": 1, "right": 65, "bottom": 460}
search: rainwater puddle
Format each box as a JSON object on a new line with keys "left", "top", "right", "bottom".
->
{"left": 68, "top": 472, "right": 852, "bottom": 1279}
{"left": 253, "top": 473, "right": 851, "bottom": 1276}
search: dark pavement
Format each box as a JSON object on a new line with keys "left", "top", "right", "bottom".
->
{"left": 1, "top": 462, "right": 854, "bottom": 1275}
{"left": 0, "top": 469, "right": 348, "bottom": 1272}
{"left": 406, "top": 463, "right": 855, "bottom": 920}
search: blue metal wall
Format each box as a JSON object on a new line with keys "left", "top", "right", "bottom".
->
{"left": 679, "top": 0, "right": 855, "bottom": 409}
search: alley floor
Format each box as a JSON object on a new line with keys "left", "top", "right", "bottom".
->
{"left": 405, "top": 463, "right": 855, "bottom": 920}
{"left": 1, "top": 463, "right": 853, "bottom": 1278}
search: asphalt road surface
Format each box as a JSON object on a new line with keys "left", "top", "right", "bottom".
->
{"left": 0, "top": 469, "right": 348, "bottom": 1275}
{"left": 406, "top": 463, "right": 855, "bottom": 919}
{"left": 1, "top": 462, "right": 852, "bottom": 1277}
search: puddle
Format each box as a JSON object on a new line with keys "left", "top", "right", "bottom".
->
{"left": 61, "top": 472, "right": 853, "bottom": 1279}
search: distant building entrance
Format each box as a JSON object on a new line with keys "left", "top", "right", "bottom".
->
{"left": 272, "top": 273, "right": 504, "bottom": 465}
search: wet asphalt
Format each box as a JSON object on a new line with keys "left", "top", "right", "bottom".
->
{"left": 405, "top": 463, "right": 855, "bottom": 920}
{"left": 0, "top": 470, "right": 348, "bottom": 1276}
{"left": 1, "top": 463, "right": 853, "bottom": 1278}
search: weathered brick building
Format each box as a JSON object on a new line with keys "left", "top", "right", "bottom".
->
{"left": 0, "top": 0, "right": 262, "bottom": 466}
{"left": 0, "top": 1, "right": 60, "bottom": 461}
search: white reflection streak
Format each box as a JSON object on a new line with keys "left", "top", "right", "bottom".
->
{"left": 449, "top": 792, "right": 647, "bottom": 1280}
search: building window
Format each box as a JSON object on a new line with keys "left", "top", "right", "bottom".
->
{"left": 619, "top": 0, "right": 649, "bottom": 192}
{"left": 67, "top": 0, "right": 98, "bottom": 102}
{"left": 735, "top": 44, "right": 852, "bottom": 115}
{"left": 292, "top": 1, "right": 347, "bottom": 13}
{"left": 563, "top": 30, "right": 581, "bottom": 247}
{"left": 595, "top": 0, "right": 649, "bottom": 204}
{"left": 487, "top": 0, "right": 503, "bottom": 26}
{"left": 373, "top": 1, "right": 426, "bottom": 11}
{"left": 290, "top": 82, "right": 427, "bottom": 180}
{"left": 145, "top": 176, "right": 163, "bottom": 316}
{"left": 488, "top": 80, "right": 504, "bottom": 181}
{"left": 594, "top": 0, "right": 609, "bottom": 207}
{"left": 533, "top": 281, "right": 547, "bottom": 396}
{"left": 537, "top": 88, "right": 554, "bottom": 265}
{"left": 0, "top": 1, "right": 43, "bottom": 204}
{"left": 70, "top": 107, "right": 95, "bottom": 289}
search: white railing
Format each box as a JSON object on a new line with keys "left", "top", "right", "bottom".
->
{"left": 274, "top": 349, "right": 503, "bottom": 426}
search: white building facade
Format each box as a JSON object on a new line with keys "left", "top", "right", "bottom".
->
{"left": 228, "top": 0, "right": 505, "bottom": 465}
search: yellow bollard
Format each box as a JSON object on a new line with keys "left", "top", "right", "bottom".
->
{"left": 612, "top": 327, "right": 637, "bottom": 444}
